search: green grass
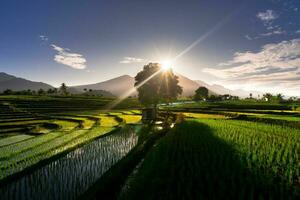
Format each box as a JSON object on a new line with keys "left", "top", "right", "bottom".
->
{"left": 0, "top": 135, "right": 34, "bottom": 147}
{"left": 119, "top": 114, "right": 142, "bottom": 124}
{"left": 0, "top": 107, "right": 126, "bottom": 181}
{"left": 0, "top": 126, "right": 115, "bottom": 180}
{"left": 257, "top": 114, "right": 300, "bottom": 122}
{"left": 181, "top": 112, "right": 228, "bottom": 119}
{"left": 0, "top": 132, "right": 64, "bottom": 160}
{"left": 99, "top": 115, "right": 119, "bottom": 127}
{"left": 51, "top": 119, "right": 79, "bottom": 131}
{"left": 122, "top": 120, "right": 299, "bottom": 199}
{"left": 166, "top": 100, "right": 295, "bottom": 110}
{"left": 66, "top": 117, "right": 95, "bottom": 129}
{"left": 0, "top": 95, "right": 140, "bottom": 114}
{"left": 0, "top": 120, "right": 48, "bottom": 127}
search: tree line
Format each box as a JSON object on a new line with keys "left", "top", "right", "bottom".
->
{"left": 0, "top": 83, "right": 69, "bottom": 96}
{"left": 193, "top": 86, "right": 299, "bottom": 103}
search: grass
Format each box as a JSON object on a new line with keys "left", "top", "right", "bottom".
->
{"left": 122, "top": 120, "right": 299, "bottom": 199}
{"left": 119, "top": 115, "right": 142, "bottom": 124}
{"left": 0, "top": 135, "right": 34, "bottom": 147}
{"left": 51, "top": 119, "right": 79, "bottom": 131}
{"left": 99, "top": 115, "right": 119, "bottom": 127}
{"left": 1, "top": 95, "right": 299, "bottom": 198}
{"left": 0, "top": 106, "right": 143, "bottom": 182}
{"left": 181, "top": 112, "right": 227, "bottom": 119}
{"left": 66, "top": 117, "right": 95, "bottom": 129}
{"left": 0, "top": 125, "right": 116, "bottom": 180}
{"left": 0, "top": 126, "right": 139, "bottom": 200}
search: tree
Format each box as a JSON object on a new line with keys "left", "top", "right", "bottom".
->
{"left": 47, "top": 88, "right": 55, "bottom": 95}
{"left": 38, "top": 89, "right": 45, "bottom": 95}
{"left": 194, "top": 87, "right": 208, "bottom": 101}
{"left": 263, "top": 93, "right": 273, "bottom": 102}
{"left": 135, "top": 63, "right": 182, "bottom": 107}
{"left": 276, "top": 93, "right": 284, "bottom": 102}
{"left": 249, "top": 93, "right": 253, "bottom": 99}
{"left": 3, "top": 89, "right": 12, "bottom": 95}
{"left": 59, "top": 83, "right": 68, "bottom": 95}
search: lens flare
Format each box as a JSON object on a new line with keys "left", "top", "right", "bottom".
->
{"left": 161, "top": 60, "right": 173, "bottom": 70}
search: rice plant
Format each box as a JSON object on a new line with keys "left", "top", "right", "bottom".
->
{"left": 0, "top": 126, "right": 139, "bottom": 200}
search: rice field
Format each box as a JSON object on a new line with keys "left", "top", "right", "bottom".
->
{"left": 121, "top": 119, "right": 300, "bottom": 199}
{"left": 1, "top": 96, "right": 299, "bottom": 199}
{"left": 0, "top": 126, "right": 140, "bottom": 200}
{"left": 0, "top": 99, "right": 142, "bottom": 185}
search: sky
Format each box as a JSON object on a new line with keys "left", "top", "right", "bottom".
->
{"left": 0, "top": 0, "right": 300, "bottom": 96}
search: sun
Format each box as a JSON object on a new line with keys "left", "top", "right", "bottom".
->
{"left": 161, "top": 60, "right": 173, "bottom": 70}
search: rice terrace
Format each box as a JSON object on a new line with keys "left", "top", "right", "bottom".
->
{"left": 1, "top": 0, "right": 300, "bottom": 199}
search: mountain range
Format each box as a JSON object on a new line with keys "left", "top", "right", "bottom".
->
{"left": 0, "top": 72, "right": 261, "bottom": 98}
{"left": 0, "top": 72, "right": 53, "bottom": 92}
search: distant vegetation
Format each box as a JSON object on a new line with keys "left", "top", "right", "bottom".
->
{"left": 191, "top": 86, "right": 299, "bottom": 104}
{"left": 0, "top": 82, "right": 114, "bottom": 98}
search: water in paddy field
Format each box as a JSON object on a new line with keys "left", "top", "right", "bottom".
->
{"left": 0, "top": 126, "right": 139, "bottom": 200}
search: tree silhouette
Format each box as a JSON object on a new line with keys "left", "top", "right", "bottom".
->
{"left": 263, "top": 93, "right": 273, "bottom": 102}
{"left": 135, "top": 63, "right": 182, "bottom": 107}
{"left": 194, "top": 87, "right": 208, "bottom": 101}
{"left": 38, "top": 89, "right": 45, "bottom": 95}
{"left": 276, "top": 93, "right": 284, "bottom": 102}
{"left": 59, "top": 83, "right": 68, "bottom": 96}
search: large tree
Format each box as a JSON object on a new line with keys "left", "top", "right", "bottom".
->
{"left": 263, "top": 93, "right": 273, "bottom": 102}
{"left": 135, "top": 63, "right": 182, "bottom": 107}
{"left": 194, "top": 86, "right": 208, "bottom": 101}
{"left": 276, "top": 93, "right": 284, "bottom": 102}
{"left": 59, "top": 83, "right": 68, "bottom": 96}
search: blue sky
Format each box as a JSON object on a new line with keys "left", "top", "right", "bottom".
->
{"left": 0, "top": 0, "right": 300, "bottom": 95}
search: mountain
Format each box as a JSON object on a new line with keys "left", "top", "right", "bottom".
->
{"left": 1, "top": 71, "right": 262, "bottom": 98}
{"left": 195, "top": 80, "right": 263, "bottom": 98}
{"left": 72, "top": 73, "right": 213, "bottom": 97}
{"left": 0, "top": 72, "right": 54, "bottom": 92}
{"left": 175, "top": 74, "right": 201, "bottom": 96}
{"left": 72, "top": 75, "right": 136, "bottom": 96}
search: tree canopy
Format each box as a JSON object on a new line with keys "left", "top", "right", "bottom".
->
{"left": 134, "top": 63, "right": 182, "bottom": 107}
{"left": 194, "top": 86, "right": 209, "bottom": 101}
{"left": 59, "top": 83, "right": 68, "bottom": 96}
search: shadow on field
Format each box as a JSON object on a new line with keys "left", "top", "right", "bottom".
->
{"left": 120, "top": 120, "right": 298, "bottom": 200}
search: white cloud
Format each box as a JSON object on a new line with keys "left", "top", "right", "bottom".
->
{"left": 120, "top": 57, "right": 145, "bottom": 64}
{"left": 255, "top": 10, "right": 283, "bottom": 38}
{"left": 39, "top": 35, "right": 49, "bottom": 42}
{"left": 245, "top": 35, "right": 252, "bottom": 40}
{"left": 203, "top": 39, "right": 300, "bottom": 95}
{"left": 51, "top": 44, "right": 87, "bottom": 69}
{"left": 296, "top": 30, "right": 300, "bottom": 34}
{"left": 257, "top": 10, "right": 278, "bottom": 22}
{"left": 259, "top": 29, "right": 285, "bottom": 37}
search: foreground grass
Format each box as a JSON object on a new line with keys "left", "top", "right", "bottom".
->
{"left": 0, "top": 126, "right": 115, "bottom": 181}
{"left": 0, "top": 135, "right": 33, "bottom": 147}
{"left": 122, "top": 120, "right": 299, "bottom": 199}
{"left": 0, "top": 114, "right": 122, "bottom": 181}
